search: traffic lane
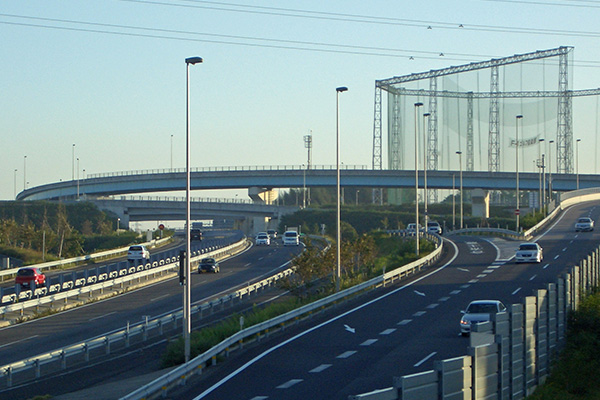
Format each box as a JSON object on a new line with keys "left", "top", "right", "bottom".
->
{"left": 180, "top": 236, "right": 514, "bottom": 400}
{"left": 0, "top": 243, "right": 302, "bottom": 366}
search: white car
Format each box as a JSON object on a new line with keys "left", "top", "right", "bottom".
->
{"left": 282, "top": 230, "right": 300, "bottom": 246}
{"left": 255, "top": 232, "right": 270, "bottom": 246}
{"left": 575, "top": 217, "right": 594, "bottom": 232}
{"left": 127, "top": 245, "right": 150, "bottom": 262}
{"left": 460, "top": 300, "right": 507, "bottom": 336}
{"left": 515, "top": 242, "right": 543, "bottom": 263}
{"left": 427, "top": 221, "right": 442, "bottom": 235}
{"left": 406, "top": 223, "right": 423, "bottom": 235}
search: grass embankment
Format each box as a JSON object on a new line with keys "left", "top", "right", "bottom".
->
{"left": 161, "top": 233, "right": 436, "bottom": 367}
{"left": 528, "top": 291, "right": 600, "bottom": 399}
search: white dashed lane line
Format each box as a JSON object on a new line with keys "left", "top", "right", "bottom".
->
{"left": 380, "top": 328, "right": 396, "bottom": 335}
{"left": 310, "top": 364, "right": 332, "bottom": 373}
{"left": 426, "top": 303, "right": 439, "bottom": 309}
{"left": 277, "top": 379, "right": 303, "bottom": 389}
{"left": 414, "top": 352, "right": 437, "bottom": 367}
{"left": 361, "top": 339, "right": 378, "bottom": 346}
{"left": 413, "top": 311, "right": 426, "bottom": 317}
{"left": 554, "top": 255, "right": 560, "bottom": 260}
{"left": 512, "top": 287, "right": 522, "bottom": 295}
{"left": 530, "top": 274, "right": 537, "bottom": 281}
{"left": 337, "top": 351, "right": 357, "bottom": 359}
{"left": 398, "top": 319, "right": 412, "bottom": 326}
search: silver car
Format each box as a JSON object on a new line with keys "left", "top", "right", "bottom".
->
{"left": 460, "top": 300, "right": 506, "bottom": 336}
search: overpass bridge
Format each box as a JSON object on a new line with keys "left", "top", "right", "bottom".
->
{"left": 16, "top": 165, "right": 598, "bottom": 202}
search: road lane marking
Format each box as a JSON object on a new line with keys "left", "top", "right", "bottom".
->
{"left": 426, "top": 303, "right": 439, "bottom": 309}
{"left": 413, "top": 311, "right": 426, "bottom": 317}
{"left": 562, "top": 247, "right": 567, "bottom": 252}
{"left": 89, "top": 312, "right": 117, "bottom": 321}
{"left": 277, "top": 379, "right": 303, "bottom": 389}
{"left": 250, "top": 397, "right": 268, "bottom": 400}
{"left": 468, "top": 279, "right": 479, "bottom": 284}
{"left": 191, "top": 239, "right": 461, "bottom": 399}
{"left": 476, "top": 274, "right": 487, "bottom": 278}
{"left": 380, "top": 328, "right": 396, "bottom": 335}
{"left": 0, "top": 335, "right": 39, "bottom": 349}
{"left": 530, "top": 274, "right": 537, "bottom": 281}
{"left": 438, "top": 296, "right": 450, "bottom": 302}
{"left": 310, "top": 364, "right": 331, "bottom": 373}
{"left": 460, "top": 284, "right": 470, "bottom": 289}
{"left": 398, "top": 319, "right": 412, "bottom": 325}
{"left": 150, "top": 294, "right": 170, "bottom": 302}
{"left": 361, "top": 339, "right": 378, "bottom": 346}
{"left": 543, "top": 263, "right": 550, "bottom": 269}
{"left": 244, "top": 263, "right": 251, "bottom": 267}
{"left": 512, "top": 287, "right": 522, "bottom": 295}
{"left": 414, "top": 352, "right": 437, "bottom": 367}
{"left": 554, "top": 255, "right": 560, "bottom": 260}
{"left": 414, "top": 290, "right": 426, "bottom": 296}
{"left": 483, "top": 269, "right": 494, "bottom": 274}
{"left": 450, "top": 290, "right": 461, "bottom": 295}
{"left": 337, "top": 351, "right": 357, "bottom": 359}
{"left": 457, "top": 268, "right": 469, "bottom": 272}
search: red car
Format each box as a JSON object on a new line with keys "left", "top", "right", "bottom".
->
{"left": 15, "top": 267, "right": 46, "bottom": 288}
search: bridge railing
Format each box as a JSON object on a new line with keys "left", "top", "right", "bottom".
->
{"left": 87, "top": 164, "right": 369, "bottom": 179}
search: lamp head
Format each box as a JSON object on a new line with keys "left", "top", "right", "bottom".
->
{"left": 185, "top": 56, "right": 203, "bottom": 65}
{"left": 336, "top": 86, "right": 348, "bottom": 93}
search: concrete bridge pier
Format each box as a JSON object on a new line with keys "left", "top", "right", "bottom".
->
{"left": 471, "top": 188, "right": 490, "bottom": 219}
{"left": 248, "top": 187, "right": 278, "bottom": 205}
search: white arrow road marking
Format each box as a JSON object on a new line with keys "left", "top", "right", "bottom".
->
{"left": 344, "top": 324, "right": 356, "bottom": 333}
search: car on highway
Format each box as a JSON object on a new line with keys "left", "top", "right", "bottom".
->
{"left": 15, "top": 267, "right": 46, "bottom": 288}
{"left": 190, "top": 228, "right": 203, "bottom": 241}
{"left": 255, "top": 232, "right": 271, "bottom": 246}
{"left": 427, "top": 221, "right": 442, "bottom": 235}
{"left": 127, "top": 245, "right": 150, "bottom": 263}
{"left": 198, "top": 257, "right": 220, "bottom": 273}
{"left": 282, "top": 230, "right": 300, "bottom": 246}
{"left": 460, "top": 300, "right": 506, "bottom": 336}
{"left": 515, "top": 242, "right": 543, "bottom": 263}
{"left": 575, "top": 217, "right": 594, "bottom": 232}
{"left": 406, "top": 223, "right": 423, "bottom": 235}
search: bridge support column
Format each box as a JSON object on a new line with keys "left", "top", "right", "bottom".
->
{"left": 471, "top": 189, "right": 489, "bottom": 219}
{"left": 248, "top": 187, "right": 277, "bottom": 205}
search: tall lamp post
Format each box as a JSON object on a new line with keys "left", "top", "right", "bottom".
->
{"left": 515, "top": 115, "right": 523, "bottom": 232}
{"left": 456, "top": 151, "right": 463, "bottom": 229}
{"left": 538, "top": 138, "right": 545, "bottom": 213}
{"left": 576, "top": 138, "right": 581, "bottom": 190}
{"left": 414, "top": 102, "right": 423, "bottom": 256}
{"left": 423, "top": 112, "right": 430, "bottom": 231}
{"left": 13, "top": 169, "right": 17, "bottom": 199}
{"left": 335, "top": 86, "right": 348, "bottom": 292}
{"left": 23, "top": 156, "right": 27, "bottom": 190}
{"left": 549, "top": 139, "right": 554, "bottom": 205}
{"left": 184, "top": 55, "right": 203, "bottom": 363}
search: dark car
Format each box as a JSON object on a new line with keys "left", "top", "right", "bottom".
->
{"left": 191, "top": 229, "right": 203, "bottom": 241}
{"left": 15, "top": 267, "right": 46, "bottom": 288}
{"left": 198, "top": 257, "right": 220, "bottom": 273}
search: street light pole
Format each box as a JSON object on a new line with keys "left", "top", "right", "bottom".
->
{"left": 549, "top": 139, "right": 554, "bottom": 205}
{"left": 171, "top": 134, "right": 174, "bottom": 171}
{"left": 184, "top": 55, "right": 203, "bottom": 363}
{"left": 335, "top": 86, "right": 348, "bottom": 292}
{"left": 423, "top": 112, "right": 430, "bottom": 232}
{"left": 72, "top": 144, "right": 75, "bottom": 181}
{"left": 414, "top": 102, "right": 423, "bottom": 256}
{"left": 538, "top": 138, "right": 545, "bottom": 213}
{"left": 516, "top": 115, "right": 523, "bottom": 232}
{"left": 576, "top": 138, "right": 581, "bottom": 190}
{"left": 456, "top": 151, "right": 463, "bottom": 229}
{"left": 452, "top": 174, "right": 456, "bottom": 230}
{"left": 23, "top": 156, "right": 27, "bottom": 190}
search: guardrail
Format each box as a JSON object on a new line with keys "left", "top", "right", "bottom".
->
{"left": 88, "top": 164, "right": 369, "bottom": 179}
{"left": 119, "top": 234, "right": 443, "bottom": 400}
{"left": 0, "top": 236, "right": 172, "bottom": 282}
{"left": 0, "top": 237, "right": 246, "bottom": 318}
{"left": 0, "top": 238, "right": 250, "bottom": 387}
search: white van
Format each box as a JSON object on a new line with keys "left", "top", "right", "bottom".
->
{"left": 282, "top": 230, "right": 300, "bottom": 246}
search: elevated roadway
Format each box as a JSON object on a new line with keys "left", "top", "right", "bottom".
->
{"left": 16, "top": 166, "right": 600, "bottom": 201}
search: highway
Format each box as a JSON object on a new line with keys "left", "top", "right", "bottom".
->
{"left": 166, "top": 202, "right": 600, "bottom": 400}
{"left": 0, "top": 237, "right": 303, "bottom": 399}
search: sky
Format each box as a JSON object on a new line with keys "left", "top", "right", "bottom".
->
{"left": 2, "top": 0, "right": 600, "bottom": 202}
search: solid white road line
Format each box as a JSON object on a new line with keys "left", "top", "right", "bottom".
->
{"left": 414, "top": 352, "right": 437, "bottom": 367}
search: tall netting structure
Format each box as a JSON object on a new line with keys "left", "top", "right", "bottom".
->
{"left": 372, "top": 46, "right": 600, "bottom": 204}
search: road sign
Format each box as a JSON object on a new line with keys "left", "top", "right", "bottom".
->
{"left": 515, "top": 209, "right": 520, "bottom": 215}
{"left": 158, "top": 223, "right": 165, "bottom": 230}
